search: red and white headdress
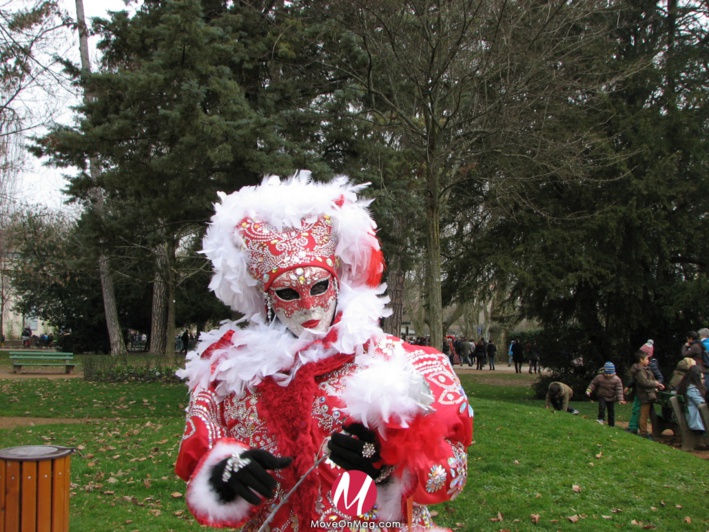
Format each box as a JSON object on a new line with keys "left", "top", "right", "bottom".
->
{"left": 202, "top": 171, "right": 385, "bottom": 317}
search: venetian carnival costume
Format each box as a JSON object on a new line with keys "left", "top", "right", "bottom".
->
{"left": 175, "top": 173, "right": 473, "bottom": 531}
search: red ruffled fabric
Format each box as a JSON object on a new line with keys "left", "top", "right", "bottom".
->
{"left": 258, "top": 353, "right": 351, "bottom": 525}
{"left": 379, "top": 413, "right": 449, "bottom": 478}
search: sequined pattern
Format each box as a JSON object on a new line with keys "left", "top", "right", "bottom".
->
{"left": 407, "top": 348, "right": 468, "bottom": 409}
{"left": 237, "top": 216, "right": 339, "bottom": 288}
{"left": 222, "top": 392, "right": 277, "bottom": 453}
{"left": 447, "top": 440, "right": 468, "bottom": 499}
{"left": 182, "top": 390, "right": 226, "bottom": 447}
{"left": 426, "top": 464, "right": 447, "bottom": 493}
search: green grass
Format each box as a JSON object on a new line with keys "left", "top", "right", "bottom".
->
{"left": 1, "top": 371, "right": 707, "bottom": 531}
{"left": 0, "top": 380, "right": 188, "bottom": 418}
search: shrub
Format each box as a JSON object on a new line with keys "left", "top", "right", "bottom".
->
{"left": 80, "top": 354, "right": 182, "bottom": 383}
{"left": 516, "top": 326, "right": 616, "bottom": 399}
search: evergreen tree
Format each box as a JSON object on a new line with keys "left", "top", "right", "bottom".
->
{"left": 33, "top": 0, "right": 341, "bottom": 354}
{"left": 469, "top": 0, "right": 709, "bottom": 384}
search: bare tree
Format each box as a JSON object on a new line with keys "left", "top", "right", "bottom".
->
{"left": 0, "top": 0, "right": 73, "bottom": 341}
{"left": 327, "top": 0, "right": 622, "bottom": 350}
{"left": 0, "top": 0, "right": 73, "bottom": 207}
{"left": 73, "top": 0, "right": 126, "bottom": 355}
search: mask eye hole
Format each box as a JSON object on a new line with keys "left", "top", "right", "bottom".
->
{"left": 275, "top": 288, "right": 299, "bottom": 301}
{"left": 310, "top": 279, "right": 329, "bottom": 296}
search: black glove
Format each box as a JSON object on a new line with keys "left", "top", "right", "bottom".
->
{"left": 209, "top": 448, "right": 292, "bottom": 504}
{"left": 327, "top": 422, "right": 382, "bottom": 479}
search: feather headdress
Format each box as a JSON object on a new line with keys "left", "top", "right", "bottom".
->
{"left": 202, "top": 171, "right": 385, "bottom": 318}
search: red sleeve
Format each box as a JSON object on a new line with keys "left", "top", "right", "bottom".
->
{"left": 379, "top": 344, "right": 473, "bottom": 506}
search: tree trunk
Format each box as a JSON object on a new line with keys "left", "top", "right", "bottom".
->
{"left": 150, "top": 242, "right": 169, "bottom": 356}
{"left": 99, "top": 254, "right": 126, "bottom": 355}
{"left": 425, "top": 183, "right": 443, "bottom": 351}
{"left": 76, "top": 0, "right": 125, "bottom": 356}
{"left": 165, "top": 238, "right": 176, "bottom": 359}
{"left": 381, "top": 253, "right": 404, "bottom": 337}
{"left": 0, "top": 268, "right": 6, "bottom": 342}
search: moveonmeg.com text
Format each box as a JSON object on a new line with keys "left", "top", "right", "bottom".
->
{"left": 310, "top": 519, "right": 403, "bottom": 529}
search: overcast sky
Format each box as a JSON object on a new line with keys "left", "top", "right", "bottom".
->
{"left": 19, "top": 0, "right": 136, "bottom": 209}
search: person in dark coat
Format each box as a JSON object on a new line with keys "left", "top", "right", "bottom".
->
{"left": 474, "top": 338, "right": 486, "bottom": 370}
{"left": 181, "top": 329, "right": 191, "bottom": 355}
{"left": 629, "top": 350, "right": 665, "bottom": 439}
{"left": 511, "top": 339, "right": 524, "bottom": 373}
{"left": 486, "top": 339, "right": 497, "bottom": 370}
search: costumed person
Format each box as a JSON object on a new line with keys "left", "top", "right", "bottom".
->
{"left": 175, "top": 173, "right": 473, "bottom": 531}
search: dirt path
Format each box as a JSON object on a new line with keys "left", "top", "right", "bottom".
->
{"left": 0, "top": 364, "right": 87, "bottom": 429}
{"left": 0, "top": 365, "right": 83, "bottom": 379}
{"left": 0, "top": 417, "right": 89, "bottom": 429}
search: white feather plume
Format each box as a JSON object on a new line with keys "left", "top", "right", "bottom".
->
{"left": 339, "top": 343, "right": 435, "bottom": 432}
{"left": 202, "top": 172, "right": 381, "bottom": 317}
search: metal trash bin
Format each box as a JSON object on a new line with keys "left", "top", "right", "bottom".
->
{"left": 0, "top": 445, "right": 74, "bottom": 532}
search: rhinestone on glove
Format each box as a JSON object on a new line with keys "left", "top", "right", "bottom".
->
{"left": 361, "top": 442, "right": 376, "bottom": 459}
{"left": 222, "top": 453, "right": 252, "bottom": 483}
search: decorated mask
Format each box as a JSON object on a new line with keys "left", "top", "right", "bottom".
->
{"left": 267, "top": 266, "right": 338, "bottom": 337}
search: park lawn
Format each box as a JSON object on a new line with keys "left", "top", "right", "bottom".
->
{"left": 0, "top": 380, "right": 188, "bottom": 419}
{"left": 0, "top": 373, "right": 706, "bottom": 531}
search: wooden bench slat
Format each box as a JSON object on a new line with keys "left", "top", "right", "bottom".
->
{"left": 13, "top": 362, "right": 76, "bottom": 366}
{"left": 9, "top": 350, "right": 76, "bottom": 374}
{"left": 9, "top": 353, "right": 73, "bottom": 357}
{"left": 10, "top": 357, "right": 73, "bottom": 360}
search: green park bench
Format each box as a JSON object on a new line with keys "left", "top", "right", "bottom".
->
{"left": 651, "top": 391, "right": 679, "bottom": 438}
{"left": 9, "top": 350, "right": 76, "bottom": 374}
{"left": 667, "top": 393, "right": 709, "bottom": 451}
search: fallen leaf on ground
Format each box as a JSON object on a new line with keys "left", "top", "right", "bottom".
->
{"left": 572, "top": 484, "right": 581, "bottom": 493}
{"left": 489, "top": 512, "right": 503, "bottom": 522}
{"left": 171, "top": 492, "right": 183, "bottom": 498}
{"left": 531, "top": 514, "right": 540, "bottom": 524}
{"left": 683, "top": 517, "right": 691, "bottom": 524}
{"left": 568, "top": 515, "right": 579, "bottom": 523}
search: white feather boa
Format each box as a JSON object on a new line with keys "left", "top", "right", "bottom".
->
{"left": 177, "top": 281, "right": 392, "bottom": 399}
{"left": 338, "top": 342, "right": 435, "bottom": 433}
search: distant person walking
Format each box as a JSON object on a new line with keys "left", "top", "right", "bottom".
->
{"left": 180, "top": 329, "right": 190, "bottom": 356}
{"left": 486, "top": 339, "right": 497, "bottom": 370}
{"left": 511, "top": 339, "right": 524, "bottom": 373}
{"left": 527, "top": 345, "right": 540, "bottom": 374}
